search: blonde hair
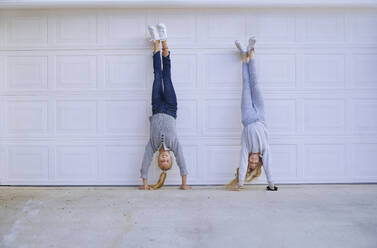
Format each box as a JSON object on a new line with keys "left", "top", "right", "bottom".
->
{"left": 227, "top": 154, "right": 263, "bottom": 188}
{"left": 150, "top": 151, "right": 173, "bottom": 190}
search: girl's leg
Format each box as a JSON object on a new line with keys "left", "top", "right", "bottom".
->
{"left": 161, "top": 40, "right": 177, "bottom": 118}
{"left": 241, "top": 53, "right": 259, "bottom": 126}
{"left": 152, "top": 41, "right": 164, "bottom": 114}
{"left": 247, "top": 50, "right": 265, "bottom": 121}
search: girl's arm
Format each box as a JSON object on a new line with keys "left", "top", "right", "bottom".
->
{"left": 238, "top": 136, "right": 249, "bottom": 187}
{"left": 140, "top": 141, "right": 154, "bottom": 180}
{"left": 262, "top": 148, "right": 276, "bottom": 190}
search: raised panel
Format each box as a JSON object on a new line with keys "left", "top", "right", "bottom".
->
{"left": 347, "top": 13, "right": 377, "bottom": 43}
{"left": 303, "top": 144, "right": 346, "bottom": 179}
{"left": 171, "top": 54, "right": 197, "bottom": 89}
{"left": 351, "top": 144, "right": 377, "bottom": 179}
{"left": 6, "top": 13, "right": 47, "bottom": 46}
{"left": 264, "top": 99, "right": 296, "bottom": 133}
{"left": 206, "top": 145, "right": 240, "bottom": 183}
{"left": 105, "top": 55, "right": 148, "bottom": 89}
{"left": 7, "top": 56, "right": 48, "bottom": 89}
{"left": 269, "top": 144, "right": 297, "bottom": 179}
{"left": 157, "top": 12, "right": 196, "bottom": 43}
{"left": 102, "top": 145, "right": 144, "bottom": 181}
{"left": 176, "top": 100, "right": 198, "bottom": 136}
{"left": 104, "top": 100, "right": 147, "bottom": 135}
{"left": 247, "top": 13, "right": 295, "bottom": 42}
{"left": 257, "top": 54, "right": 295, "bottom": 88}
{"left": 5, "top": 101, "right": 48, "bottom": 134}
{"left": 303, "top": 99, "right": 345, "bottom": 134}
{"left": 56, "top": 56, "right": 97, "bottom": 89}
{"left": 54, "top": 14, "right": 97, "bottom": 44}
{"left": 352, "top": 54, "right": 377, "bottom": 88}
{"left": 204, "top": 100, "right": 241, "bottom": 135}
{"left": 199, "top": 14, "right": 245, "bottom": 43}
{"left": 56, "top": 101, "right": 97, "bottom": 134}
{"left": 103, "top": 12, "right": 147, "bottom": 46}
{"left": 55, "top": 146, "right": 97, "bottom": 180}
{"left": 302, "top": 54, "right": 345, "bottom": 88}
{"left": 352, "top": 100, "right": 377, "bottom": 134}
{"left": 205, "top": 54, "right": 240, "bottom": 88}
{"left": 299, "top": 14, "right": 344, "bottom": 42}
{"left": 8, "top": 146, "right": 49, "bottom": 180}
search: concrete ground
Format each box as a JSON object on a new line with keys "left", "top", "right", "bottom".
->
{"left": 0, "top": 185, "right": 377, "bottom": 248}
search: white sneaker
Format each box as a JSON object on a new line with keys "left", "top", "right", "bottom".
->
{"left": 235, "top": 40, "right": 246, "bottom": 55}
{"left": 148, "top": 25, "right": 160, "bottom": 41}
{"left": 247, "top": 36, "right": 256, "bottom": 52}
{"left": 157, "top": 23, "right": 167, "bottom": 41}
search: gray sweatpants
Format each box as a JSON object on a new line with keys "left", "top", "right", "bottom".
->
{"left": 241, "top": 59, "right": 265, "bottom": 127}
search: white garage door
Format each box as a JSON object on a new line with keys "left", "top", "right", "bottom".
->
{"left": 0, "top": 7, "right": 377, "bottom": 185}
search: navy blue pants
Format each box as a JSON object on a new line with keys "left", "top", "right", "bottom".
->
{"left": 152, "top": 51, "right": 177, "bottom": 119}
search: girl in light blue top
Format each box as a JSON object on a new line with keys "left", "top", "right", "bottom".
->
{"left": 228, "top": 37, "right": 278, "bottom": 191}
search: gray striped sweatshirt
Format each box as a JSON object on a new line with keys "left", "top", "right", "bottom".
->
{"left": 140, "top": 113, "right": 188, "bottom": 179}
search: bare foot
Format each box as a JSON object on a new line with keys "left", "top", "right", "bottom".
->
{"left": 138, "top": 185, "right": 150, "bottom": 190}
{"left": 180, "top": 185, "right": 192, "bottom": 190}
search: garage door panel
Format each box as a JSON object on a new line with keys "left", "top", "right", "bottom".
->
{"left": 5, "top": 99, "right": 49, "bottom": 136}
{"left": 351, "top": 54, "right": 377, "bottom": 89}
{"left": 55, "top": 145, "right": 98, "bottom": 181}
{"left": 204, "top": 53, "right": 241, "bottom": 89}
{"left": 204, "top": 99, "right": 241, "bottom": 136}
{"left": 56, "top": 55, "right": 97, "bottom": 89}
{"left": 269, "top": 144, "right": 297, "bottom": 180}
{"left": 171, "top": 54, "right": 197, "bottom": 89}
{"left": 205, "top": 145, "right": 240, "bottom": 184}
{"left": 303, "top": 99, "right": 345, "bottom": 134}
{"left": 4, "top": 11, "right": 48, "bottom": 47}
{"left": 101, "top": 145, "right": 144, "bottom": 183}
{"left": 155, "top": 10, "right": 197, "bottom": 44}
{"left": 257, "top": 54, "right": 296, "bottom": 88}
{"left": 296, "top": 12, "right": 345, "bottom": 43}
{"left": 351, "top": 99, "right": 377, "bottom": 135}
{"left": 50, "top": 11, "right": 97, "bottom": 46}
{"left": 104, "top": 55, "right": 149, "bottom": 89}
{"left": 302, "top": 54, "right": 345, "bottom": 89}
{"left": 104, "top": 100, "right": 148, "bottom": 135}
{"left": 346, "top": 12, "right": 377, "bottom": 43}
{"left": 351, "top": 143, "right": 377, "bottom": 179}
{"left": 101, "top": 9, "right": 148, "bottom": 47}
{"left": 303, "top": 144, "right": 346, "bottom": 179}
{"left": 264, "top": 99, "right": 297, "bottom": 134}
{"left": 7, "top": 145, "right": 49, "bottom": 181}
{"left": 198, "top": 12, "right": 246, "bottom": 44}
{"left": 246, "top": 11, "right": 296, "bottom": 43}
{"left": 176, "top": 100, "right": 199, "bottom": 136}
{"left": 6, "top": 55, "right": 48, "bottom": 90}
{"left": 56, "top": 100, "right": 97, "bottom": 134}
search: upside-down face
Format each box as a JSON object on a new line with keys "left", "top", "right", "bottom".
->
{"left": 158, "top": 150, "right": 172, "bottom": 170}
{"left": 248, "top": 153, "right": 260, "bottom": 169}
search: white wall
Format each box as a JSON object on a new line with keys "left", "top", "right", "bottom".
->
{"left": 0, "top": 8, "right": 377, "bottom": 185}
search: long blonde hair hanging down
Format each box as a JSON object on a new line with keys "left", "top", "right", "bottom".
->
{"left": 227, "top": 157, "right": 263, "bottom": 188}
{"left": 150, "top": 170, "right": 168, "bottom": 190}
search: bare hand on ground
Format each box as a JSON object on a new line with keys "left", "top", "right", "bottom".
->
{"left": 138, "top": 185, "right": 150, "bottom": 190}
{"left": 180, "top": 185, "right": 192, "bottom": 190}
